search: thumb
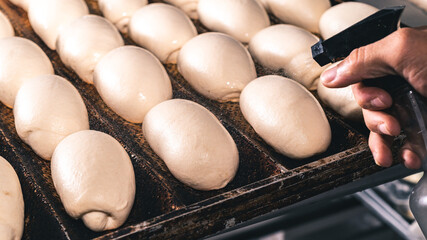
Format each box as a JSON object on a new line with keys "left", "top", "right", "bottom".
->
{"left": 320, "top": 27, "right": 427, "bottom": 94}
{"left": 320, "top": 39, "right": 396, "bottom": 88}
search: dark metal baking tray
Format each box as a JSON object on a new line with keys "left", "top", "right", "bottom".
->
{"left": 0, "top": 0, "right": 393, "bottom": 239}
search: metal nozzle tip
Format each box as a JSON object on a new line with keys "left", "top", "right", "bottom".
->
{"left": 311, "top": 41, "right": 331, "bottom": 66}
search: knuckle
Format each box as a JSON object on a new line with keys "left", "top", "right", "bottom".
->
{"left": 347, "top": 47, "right": 367, "bottom": 66}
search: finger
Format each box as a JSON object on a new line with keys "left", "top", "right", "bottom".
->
{"left": 321, "top": 28, "right": 427, "bottom": 90}
{"left": 321, "top": 38, "right": 395, "bottom": 88}
{"left": 400, "top": 143, "right": 422, "bottom": 169}
{"left": 351, "top": 83, "right": 392, "bottom": 110}
{"left": 363, "top": 109, "right": 401, "bottom": 136}
{"left": 369, "top": 132, "right": 394, "bottom": 167}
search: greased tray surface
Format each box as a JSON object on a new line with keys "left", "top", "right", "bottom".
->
{"left": 0, "top": 0, "right": 385, "bottom": 239}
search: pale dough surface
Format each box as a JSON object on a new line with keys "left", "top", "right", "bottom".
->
{"left": 143, "top": 99, "right": 239, "bottom": 191}
{"left": 14, "top": 75, "right": 89, "bottom": 160}
{"left": 0, "top": 156, "right": 24, "bottom": 240}
{"left": 98, "top": 0, "right": 148, "bottom": 33}
{"left": 317, "top": 62, "right": 362, "bottom": 121}
{"left": 197, "top": 0, "right": 270, "bottom": 43}
{"left": 164, "top": 0, "right": 199, "bottom": 19}
{"left": 240, "top": 75, "right": 331, "bottom": 159}
{"left": 0, "top": 37, "right": 53, "bottom": 108}
{"left": 56, "top": 15, "right": 124, "bottom": 84}
{"left": 317, "top": 82, "right": 362, "bottom": 121}
{"left": 249, "top": 24, "right": 325, "bottom": 90}
{"left": 93, "top": 46, "right": 172, "bottom": 123}
{"left": 0, "top": 11, "right": 14, "bottom": 38}
{"left": 129, "top": 3, "right": 197, "bottom": 64}
{"left": 319, "top": 2, "right": 378, "bottom": 39}
{"left": 28, "top": 0, "right": 89, "bottom": 50}
{"left": 178, "top": 32, "right": 256, "bottom": 102}
{"left": 51, "top": 130, "right": 135, "bottom": 232}
{"left": 267, "top": 0, "right": 330, "bottom": 34}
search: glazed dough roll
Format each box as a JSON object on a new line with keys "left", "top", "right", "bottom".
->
{"left": 8, "top": 0, "right": 29, "bottom": 11}
{"left": 129, "top": 3, "right": 197, "bottom": 64}
{"left": 164, "top": 0, "right": 199, "bottom": 19}
{"left": 268, "top": 0, "right": 330, "bottom": 33}
{"left": 28, "top": 0, "right": 89, "bottom": 50}
{"left": 93, "top": 46, "right": 172, "bottom": 123}
{"left": 98, "top": 0, "right": 148, "bottom": 33}
{"left": 319, "top": 2, "right": 378, "bottom": 39}
{"left": 249, "top": 24, "right": 325, "bottom": 90}
{"left": 197, "top": 0, "right": 270, "bottom": 43}
{"left": 14, "top": 75, "right": 89, "bottom": 160}
{"left": 143, "top": 99, "right": 239, "bottom": 191}
{"left": 240, "top": 75, "right": 331, "bottom": 159}
{"left": 0, "top": 37, "right": 54, "bottom": 108}
{"left": 0, "top": 11, "right": 14, "bottom": 38}
{"left": 178, "top": 32, "right": 256, "bottom": 102}
{"left": 52, "top": 130, "right": 135, "bottom": 232}
{"left": 317, "top": 62, "right": 362, "bottom": 121}
{"left": 0, "top": 157, "right": 24, "bottom": 240}
{"left": 56, "top": 15, "right": 124, "bottom": 84}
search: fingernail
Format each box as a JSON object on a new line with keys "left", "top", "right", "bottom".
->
{"left": 372, "top": 149, "right": 388, "bottom": 167}
{"left": 372, "top": 151, "right": 383, "bottom": 166}
{"left": 374, "top": 159, "right": 383, "bottom": 167}
{"left": 320, "top": 66, "right": 337, "bottom": 84}
{"left": 370, "top": 97, "right": 387, "bottom": 108}
{"left": 378, "top": 123, "right": 391, "bottom": 135}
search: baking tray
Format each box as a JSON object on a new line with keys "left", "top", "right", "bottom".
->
{"left": 0, "top": 0, "right": 392, "bottom": 239}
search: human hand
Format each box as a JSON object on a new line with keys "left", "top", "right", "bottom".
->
{"left": 320, "top": 27, "right": 427, "bottom": 169}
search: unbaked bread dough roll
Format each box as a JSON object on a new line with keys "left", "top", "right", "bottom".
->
{"left": 28, "top": 0, "right": 89, "bottom": 50}
{"left": 164, "top": 0, "right": 199, "bottom": 19}
{"left": 249, "top": 24, "right": 325, "bottom": 90}
{"left": 0, "top": 157, "right": 24, "bottom": 240}
{"left": 178, "top": 32, "right": 256, "bottom": 102}
{"left": 319, "top": 2, "right": 378, "bottom": 39}
{"left": 0, "top": 11, "right": 14, "bottom": 38}
{"left": 93, "top": 46, "right": 172, "bottom": 123}
{"left": 98, "top": 0, "right": 148, "bottom": 33}
{"left": 129, "top": 3, "right": 197, "bottom": 64}
{"left": 56, "top": 15, "right": 124, "bottom": 84}
{"left": 317, "top": 62, "right": 362, "bottom": 121}
{"left": 268, "top": 0, "right": 330, "bottom": 34}
{"left": 197, "top": 0, "right": 270, "bottom": 43}
{"left": 0, "top": 37, "right": 54, "bottom": 108}
{"left": 8, "top": 0, "right": 29, "bottom": 11}
{"left": 240, "top": 75, "right": 331, "bottom": 159}
{"left": 14, "top": 75, "right": 89, "bottom": 160}
{"left": 51, "top": 130, "right": 135, "bottom": 232}
{"left": 143, "top": 99, "right": 239, "bottom": 191}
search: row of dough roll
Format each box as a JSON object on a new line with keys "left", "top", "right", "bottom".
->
{"left": 16, "top": 0, "right": 368, "bottom": 116}
{"left": 0, "top": 9, "right": 136, "bottom": 234}
{"left": 7, "top": 0, "right": 240, "bottom": 227}
{"left": 7, "top": 0, "right": 364, "bottom": 189}
{"left": 19, "top": 0, "right": 241, "bottom": 191}
{"left": 1, "top": 1, "right": 382, "bottom": 235}
{"left": 7, "top": 0, "right": 375, "bottom": 171}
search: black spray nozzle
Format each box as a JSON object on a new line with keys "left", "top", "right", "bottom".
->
{"left": 311, "top": 5, "right": 405, "bottom": 66}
